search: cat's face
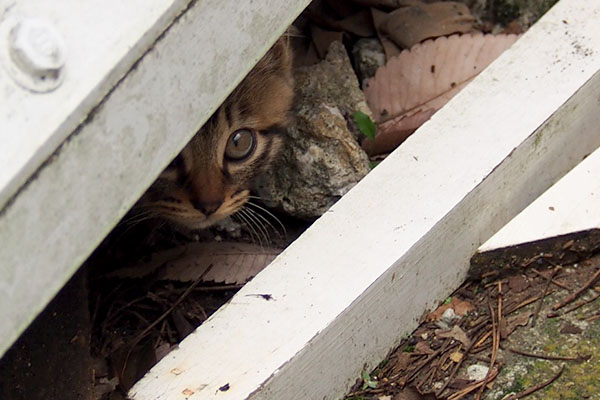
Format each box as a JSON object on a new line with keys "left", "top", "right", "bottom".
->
{"left": 138, "top": 38, "right": 293, "bottom": 229}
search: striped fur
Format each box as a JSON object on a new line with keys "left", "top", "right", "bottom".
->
{"left": 136, "top": 37, "right": 293, "bottom": 229}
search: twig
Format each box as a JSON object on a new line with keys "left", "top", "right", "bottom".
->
{"left": 475, "top": 283, "right": 501, "bottom": 400}
{"left": 447, "top": 368, "right": 499, "bottom": 400}
{"left": 194, "top": 284, "right": 245, "bottom": 292}
{"left": 548, "top": 290, "right": 600, "bottom": 318}
{"left": 436, "top": 340, "right": 475, "bottom": 397}
{"left": 504, "top": 364, "right": 565, "bottom": 400}
{"left": 120, "top": 266, "right": 212, "bottom": 379}
{"left": 405, "top": 347, "right": 443, "bottom": 383}
{"left": 508, "top": 348, "right": 590, "bottom": 362}
{"left": 531, "top": 268, "right": 570, "bottom": 290}
{"left": 553, "top": 268, "right": 600, "bottom": 311}
{"left": 473, "top": 330, "right": 492, "bottom": 349}
{"left": 532, "top": 266, "right": 560, "bottom": 327}
{"left": 506, "top": 290, "right": 555, "bottom": 315}
{"left": 522, "top": 253, "right": 553, "bottom": 267}
{"left": 584, "top": 313, "right": 600, "bottom": 322}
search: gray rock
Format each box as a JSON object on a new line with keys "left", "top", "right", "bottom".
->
{"left": 254, "top": 41, "right": 371, "bottom": 219}
{"left": 352, "top": 38, "right": 386, "bottom": 86}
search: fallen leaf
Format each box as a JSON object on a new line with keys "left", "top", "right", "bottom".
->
{"left": 449, "top": 350, "right": 464, "bottom": 363}
{"left": 393, "top": 352, "right": 412, "bottom": 372}
{"left": 337, "top": 10, "right": 376, "bottom": 37}
{"left": 363, "top": 33, "right": 519, "bottom": 155}
{"left": 311, "top": 26, "right": 344, "bottom": 60}
{"left": 508, "top": 274, "right": 530, "bottom": 293}
{"left": 560, "top": 323, "right": 583, "bottom": 334}
{"left": 501, "top": 311, "right": 532, "bottom": 338}
{"left": 371, "top": 7, "right": 402, "bottom": 60}
{"left": 448, "top": 378, "right": 473, "bottom": 389}
{"left": 453, "top": 299, "right": 476, "bottom": 316}
{"left": 154, "top": 342, "right": 172, "bottom": 362}
{"left": 381, "top": 2, "right": 475, "bottom": 48}
{"left": 415, "top": 340, "right": 433, "bottom": 354}
{"left": 436, "top": 325, "right": 471, "bottom": 347}
{"left": 427, "top": 297, "right": 475, "bottom": 321}
{"left": 107, "top": 242, "right": 281, "bottom": 284}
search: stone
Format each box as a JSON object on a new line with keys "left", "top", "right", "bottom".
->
{"left": 254, "top": 41, "right": 371, "bottom": 219}
{"left": 352, "top": 38, "right": 386, "bottom": 86}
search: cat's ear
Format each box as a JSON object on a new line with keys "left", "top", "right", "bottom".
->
{"left": 232, "top": 34, "right": 294, "bottom": 129}
{"left": 255, "top": 34, "right": 293, "bottom": 82}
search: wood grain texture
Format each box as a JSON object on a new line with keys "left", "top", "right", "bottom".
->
{"left": 131, "top": 1, "right": 600, "bottom": 399}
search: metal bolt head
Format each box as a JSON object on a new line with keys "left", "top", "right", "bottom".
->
{"left": 1, "top": 17, "right": 66, "bottom": 92}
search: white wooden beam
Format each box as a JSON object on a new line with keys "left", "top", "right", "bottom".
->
{"left": 479, "top": 145, "right": 600, "bottom": 253}
{"left": 0, "top": 0, "right": 310, "bottom": 358}
{"left": 131, "top": 0, "right": 600, "bottom": 399}
{"left": 0, "top": 0, "right": 190, "bottom": 210}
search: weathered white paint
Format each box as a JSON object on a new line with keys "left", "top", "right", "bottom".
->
{"left": 479, "top": 145, "right": 600, "bottom": 252}
{"left": 0, "top": 0, "right": 191, "bottom": 210}
{"left": 0, "top": 0, "right": 310, "bottom": 358}
{"left": 131, "top": 1, "right": 600, "bottom": 399}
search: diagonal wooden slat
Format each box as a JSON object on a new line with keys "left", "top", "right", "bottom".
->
{"left": 130, "top": 1, "right": 600, "bottom": 398}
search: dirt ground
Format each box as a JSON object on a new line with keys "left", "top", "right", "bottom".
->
{"left": 344, "top": 235, "right": 600, "bottom": 400}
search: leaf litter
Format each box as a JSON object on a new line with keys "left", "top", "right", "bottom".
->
{"left": 345, "top": 253, "right": 600, "bottom": 400}
{"left": 362, "top": 33, "right": 519, "bottom": 155}
{"left": 107, "top": 242, "right": 281, "bottom": 285}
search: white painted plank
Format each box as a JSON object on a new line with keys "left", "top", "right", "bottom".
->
{"left": 479, "top": 145, "right": 600, "bottom": 252}
{"left": 130, "top": 1, "right": 600, "bottom": 399}
{"left": 0, "top": 0, "right": 310, "bottom": 358}
{"left": 0, "top": 0, "right": 190, "bottom": 210}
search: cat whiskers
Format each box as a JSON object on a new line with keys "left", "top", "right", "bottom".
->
{"left": 231, "top": 198, "right": 286, "bottom": 247}
{"left": 120, "top": 208, "right": 159, "bottom": 228}
{"left": 232, "top": 210, "right": 266, "bottom": 247}
{"left": 116, "top": 208, "right": 162, "bottom": 239}
{"left": 246, "top": 196, "right": 286, "bottom": 237}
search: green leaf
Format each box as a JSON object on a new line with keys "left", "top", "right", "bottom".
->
{"left": 353, "top": 111, "right": 376, "bottom": 140}
{"left": 361, "top": 371, "right": 378, "bottom": 390}
{"left": 368, "top": 161, "right": 380, "bottom": 169}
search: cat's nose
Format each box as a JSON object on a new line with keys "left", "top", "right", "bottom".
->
{"left": 192, "top": 199, "right": 223, "bottom": 215}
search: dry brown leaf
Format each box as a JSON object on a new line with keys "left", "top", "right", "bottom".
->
{"left": 365, "top": 33, "right": 520, "bottom": 123}
{"left": 560, "top": 323, "right": 583, "bottom": 335}
{"left": 108, "top": 242, "right": 281, "bottom": 285}
{"left": 449, "top": 350, "right": 464, "bottom": 363}
{"left": 336, "top": 10, "right": 376, "bottom": 37}
{"left": 501, "top": 311, "right": 532, "bottom": 338}
{"left": 415, "top": 340, "right": 434, "bottom": 354}
{"left": 363, "top": 33, "right": 519, "bottom": 155}
{"left": 508, "top": 274, "right": 530, "bottom": 293}
{"left": 435, "top": 325, "right": 471, "bottom": 347}
{"left": 382, "top": 2, "right": 475, "bottom": 48}
{"left": 371, "top": 7, "right": 402, "bottom": 60}
{"left": 427, "top": 297, "right": 475, "bottom": 321}
{"left": 311, "top": 25, "right": 344, "bottom": 59}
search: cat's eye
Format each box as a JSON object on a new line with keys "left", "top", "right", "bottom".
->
{"left": 225, "top": 129, "right": 256, "bottom": 161}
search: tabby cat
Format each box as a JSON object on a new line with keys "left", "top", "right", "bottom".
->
{"left": 136, "top": 37, "right": 293, "bottom": 230}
